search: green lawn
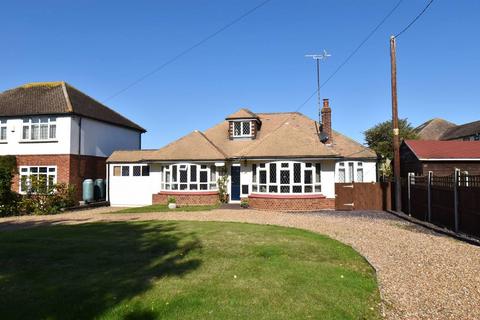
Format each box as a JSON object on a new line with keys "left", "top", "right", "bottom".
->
{"left": 113, "top": 204, "right": 219, "bottom": 213}
{"left": 0, "top": 221, "right": 381, "bottom": 319}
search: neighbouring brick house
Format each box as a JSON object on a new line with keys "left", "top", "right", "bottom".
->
{"left": 0, "top": 82, "right": 145, "bottom": 199}
{"left": 400, "top": 140, "right": 480, "bottom": 176}
{"left": 107, "top": 99, "right": 377, "bottom": 211}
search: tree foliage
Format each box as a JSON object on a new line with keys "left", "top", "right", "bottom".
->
{"left": 0, "top": 155, "right": 20, "bottom": 216}
{"left": 364, "top": 118, "right": 418, "bottom": 160}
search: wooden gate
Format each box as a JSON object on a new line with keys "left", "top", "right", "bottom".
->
{"left": 335, "top": 182, "right": 392, "bottom": 211}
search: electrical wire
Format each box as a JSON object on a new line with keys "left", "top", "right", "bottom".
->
{"left": 395, "top": 0, "right": 435, "bottom": 38}
{"left": 103, "top": 0, "right": 272, "bottom": 102}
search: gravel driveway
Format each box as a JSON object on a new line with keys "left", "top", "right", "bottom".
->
{"left": 1, "top": 208, "right": 479, "bottom": 320}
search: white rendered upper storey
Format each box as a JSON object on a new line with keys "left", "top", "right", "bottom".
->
{"left": 0, "top": 82, "right": 145, "bottom": 157}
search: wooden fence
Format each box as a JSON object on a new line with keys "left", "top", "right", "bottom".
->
{"left": 401, "top": 171, "right": 480, "bottom": 239}
{"left": 335, "top": 182, "right": 392, "bottom": 211}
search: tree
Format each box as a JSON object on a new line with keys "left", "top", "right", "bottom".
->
{"left": 364, "top": 118, "right": 418, "bottom": 160}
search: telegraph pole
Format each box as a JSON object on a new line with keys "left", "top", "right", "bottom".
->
{"left": 390, "top": 35, "right": 402, "bottom": 212}
{"left": 305, "top": 50, "right": 331, "bottom": 121}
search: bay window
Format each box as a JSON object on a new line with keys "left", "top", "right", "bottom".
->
{"left": 22, "top": 117, "right": 57, "bottom": 141}
{"left": 160, "top": 163, "right": 218, "bottom": 191}
{"left": 251, "top": 161, "right": 321, "bottom": 194}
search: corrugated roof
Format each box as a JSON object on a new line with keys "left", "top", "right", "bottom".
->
{"left": 415, "top": 118, "right": 456, "bottom": 140}
{"left": 0, "top": 82, "right": 145, "bottom": 132}
{"left": 441, "top": 120, "right": 480, "bottom": 140}
{"left": 404, "top": 140, "right": 480, "bottom": 160}
{"left": 108, "top": 111, "right": 376, "bottom": 162}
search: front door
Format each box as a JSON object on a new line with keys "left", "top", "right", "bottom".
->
{"left": 230, "top": 166, "right": 241, "bottom": 201}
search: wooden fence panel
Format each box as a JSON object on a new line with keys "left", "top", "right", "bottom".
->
{"left": 430, "top": 186, "right": 455, "bottom": 229}
{"left": 458, "top": 187, "right": 480, "bottom": 238}
{"left": 410, "top": 184, "right": 428, "bottom": 221}
{"left": 335, "top": 182, "right": 391, "bottom": 211}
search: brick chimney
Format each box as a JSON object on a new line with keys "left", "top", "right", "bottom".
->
{"left": 321, "top": 98, "right": 332, "bottom": 144}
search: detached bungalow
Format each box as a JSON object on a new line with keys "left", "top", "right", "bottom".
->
{"left": 107, "top": 99, "right": 377, "bottom": 211}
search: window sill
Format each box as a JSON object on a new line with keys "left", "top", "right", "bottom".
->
{"left": 0, "top": 141, "right": 7, "bottom": 144}
{"left": 249, "top": 193, "right": 326, "bottom": 199}
{"left": 159, "top": 190, "right": 219, "bottom": 195}
{"left": 19, "top": 140, "right": 59, "bottom": 144}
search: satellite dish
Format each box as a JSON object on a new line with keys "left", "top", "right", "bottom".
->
{"left": 319, "top": 132, "right": 329, "bottom": 143}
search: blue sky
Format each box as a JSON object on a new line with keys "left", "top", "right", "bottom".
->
{"left": 1, "top": 0, "right": 478, "bottom": 149}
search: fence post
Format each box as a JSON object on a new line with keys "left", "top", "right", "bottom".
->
{"left": 427, "top": 171, "right": 433, "bottom": 222}
{"left": 407, "top": 172, "right": 413, "bottom": 215}
{"left": 454, "top": 168, "right": 460, "bottom": 233}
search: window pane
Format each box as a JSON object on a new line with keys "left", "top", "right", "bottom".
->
{"left": 304, "top": 186, "right": 313, "bottom": 193}
{"left": 180, "top": 184, "right": 188, "bottom": 190}
{"left": 20, "top": 175, "right": 27, "bottom": 192}
{"left": 259, "top": 170, "right": 266, "bottom": 184}
{"left": 190, "top": 165, "right": 197, "bottom": 182}
{"left": 190, "top": 184, "right": 198, "bottom": 190}
{"left": 210, "top": 165, "right": 216, "bottom": 181}
{"left": 200, "top": 184, "right": 208, "bottom": 190}
{"left": 22, "top": 126, "right": 29, "bottom": 140}
{"left": 40, "top": 124, "right": 48, "bottom": 140}
{"left": 252, "top": 185, "right": 258, "bottom": 192}
{"left": 339, "top": 169, "right": 345, "bottom": 183}
{"left": 166, "top": 171, "right": 171, "bottom": 183}
{"left": 234, "top": 122, "right": 241, "bottom": 135}
{"left": 49, "top": 124, "right": 56, "bottom": 139}
{"left": 294, "top": 163, "right": 301, "bottom": 183}
{"left": 200, "top": 171, "right": 208, "bottom": 183}
{"left": 0, "top": 127, "right": 6, "bottom": 140}
{"left": 172, "top": 165, "right": 177, "bottom": 182}
{"left": 141, "top": 166, "right": 150, "bottom": 176}
{"left": 180, "top": 167, "right": 188, "bottom": 182}
{"left": 122, "top": 166, "right": 130, "bottom": 176}
{"left": 31, "top": 124, "right": 39, "bottom": 140}
{"left": 269, "top": 185, "right": 278, "bottom": 193}
{"left": 280, "top": 186, "right": 289, "bottom": 193}
{"left": 39, "top": 167, "right": 48, "bottom": 173}
{"left": 293, "top": 185, "right": 302, "bottom": 193}
{"left": 315, "top": 185, "right": 321, "bottom": 192}
{"left": 30, "top": 167, "right": 38, "bottom": 173}
{"left": 242, "top": 185, "right": 249, "bottom": 194}
{"left": 357, "top": 169, "right": 364, "bottom": 182}
{"left": 304, "top": 170, "right": 312, "bottom": 184}
{"left": 280, "top": 170, "right": 290, "bottom": 184}
{"left": 133, "top": 166, "right": 141, "bottom": 176}
{"left": 348, "top": 163, "right": 354, "bottom": 182}
{"left": 315, "top": 163, "right": 321, "bottom": 183}
{"left": 306, "top": 163, "right": 312, "bottom": 168}
{"left": 242, "top": 121, "right": 251, "bottom": 135}
{"left": 113, "top": 166, "right": 121, "bottom": 176}
{"left": 252, "top": 164, "right": 257, "bottom": 182}
{"left": 281, "top": 163, "right": 288, "bottom": 168}
{"left": 269, "top": 163, "right": 276, "bottom": 183}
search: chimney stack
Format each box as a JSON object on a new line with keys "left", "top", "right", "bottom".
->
{"left": 321, "top": 98, "right": 332, "bottom": 144}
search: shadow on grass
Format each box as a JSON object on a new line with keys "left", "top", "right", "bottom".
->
{"left": 0, "top": 221, "right": 202, "bottom": 319}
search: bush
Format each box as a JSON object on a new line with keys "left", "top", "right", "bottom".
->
{"left": 0, "top": 155, "right": 19, "bottom": 217}
{"left": 167, "top": 196, "right": 176, "bottom": 204}
{"left": 240, "top": 198, "right": 249, "bottom": 208}
{"left": 18, "top": 182, "right": 76, "bottom": 216}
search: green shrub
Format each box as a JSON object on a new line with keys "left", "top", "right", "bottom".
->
{"left": 167, "top": 196, "right": 176, "bottom": 204}
{"left": 217, "top": 174, "right": 229, "bottom": 203}
{"left": 240, "top": 198, "right": 249, "bottom": 208}
{"left": 0, "top": 155, "right": 19, "bottom": 217}
{"left": 19, "top": 182, "right": 76, "bottom": 216}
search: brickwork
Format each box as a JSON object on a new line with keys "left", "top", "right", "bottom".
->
{"left": 248, "top": 194, "right": 335, "bottom": 211}
{"left": 12, "top": 154, "right": 106, "bottom": 200}
{"left": 153, "top": 191, "right": 220, "bottom": 206}
{"left": 321, "top": 99, "right": 332, "bottom": 144}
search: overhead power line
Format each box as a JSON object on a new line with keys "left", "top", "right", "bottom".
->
{"left": 103, "top": 0, "right": 272, "bottom": 102}
{"left": 395, "top": 0, "right": 435, "bottom": 38}
{"left": 295, "top": 0, "right": 405, "bottom": 112}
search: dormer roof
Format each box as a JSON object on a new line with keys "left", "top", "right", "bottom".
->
{"left": 225, "top": 108, "right": 259, "bottom": 120}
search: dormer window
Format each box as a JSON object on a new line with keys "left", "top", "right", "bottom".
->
{"left": 233, "top": 121, "right": 252, "bottom": 137}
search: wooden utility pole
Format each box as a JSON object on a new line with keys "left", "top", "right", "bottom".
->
{"left": 390, "top": 35, "right": 402, "bottom": 212}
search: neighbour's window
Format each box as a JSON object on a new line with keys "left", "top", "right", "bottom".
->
{"left": 113, "top": 166, "right": 121, "bottom": 176}
{"left": 0, "top": 119, "right": 6, "bottom": 141}
{"left": 357, "top": 162, "right": 364, "bottom": 182}
{"left": 160, "top": 163, "right": 218, "bottom": 191}
{"left": 19, "top": 166, "right": 56, "bottom": 193}
{"left": 121, "top": 166, "right": 130, "bottom": 176}
{"left": 232, "top": 121, "right": 252, "bottom": 137}
{"left": 251, "top": 161, "right": 322, "bottom": 194}
{"left": 22, "top": 117, "right": 57, "bottom": 141}
{"left": 141, "top": 165, "right": 150, "bottom": 176}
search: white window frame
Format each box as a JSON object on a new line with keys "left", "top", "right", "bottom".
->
{"left": 160, "top": 163, "right": 218, "bottom": 191}
{"left": 112, "top": 164, "right": 149, "bottom": 177}
{"left": 22, "top": 117, "right": 57, "bottom": 142}
{"left": 19, "top": 166, "right": 57, "bottom": 194}
{"left": 0, "top": 119, "right": 6, "bottom": 141}
{"left": 251, "top": 161, "right": 322, "bottom": 194}
{"left": 337, "top": 161, "right": 365, "bottom": 183}
{"left": 232, "top": 121, "right": 252, "bottom": 138}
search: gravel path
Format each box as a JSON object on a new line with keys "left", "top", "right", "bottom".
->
{"left": 1, "top": 208, "right": 479, "bottom": 320}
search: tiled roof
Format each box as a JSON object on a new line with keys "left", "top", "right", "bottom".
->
{"left": 415, "top": 118, "right": 456, "bottom": 140}
{"left": 108, "top": 110, "right": 376, "bottom": 162}
{"left": 404, "top": 140, "right": 480, "bottom": 160}
{"left": 225, "top": 108, "right": 258, "bottom": 120}
{"left": 0, "top": 82, "right": 145, "bottom": 132}
{"left": 441, "top": 120, "right": 480, "bottom": 140}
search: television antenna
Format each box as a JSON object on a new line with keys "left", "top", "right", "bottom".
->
{"left": 305, "top": 50, "right": 331, "bottom": 122}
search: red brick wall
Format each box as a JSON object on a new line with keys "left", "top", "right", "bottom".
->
{"left": 12, "top": 154, "right": 106, "bottom": 200}
{"left": 153, "top": 191, "right": 220, "bottom": 206}
{"left": 248, "top": 194, "right": 335, "bottom": 211}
